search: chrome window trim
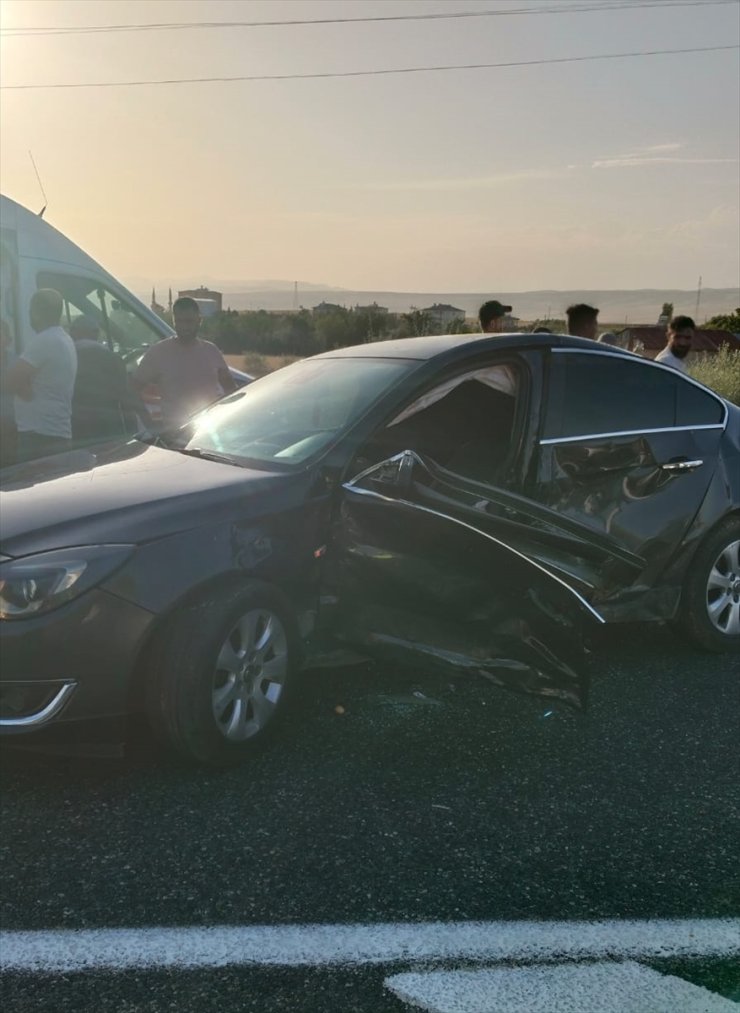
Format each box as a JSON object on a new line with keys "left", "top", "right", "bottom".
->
{"left": 540, "top": 424, "right": 725, "bottom": 446}
{"left": 342, "top": 476, "right": 605, "bottom": 625}
{"left": 546, "top": 347, "right": 729, "bottom": 441}
{"left": 0, "top": 681, "right": 76, "bottom": 729}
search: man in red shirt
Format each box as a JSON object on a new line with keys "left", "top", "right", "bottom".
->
{"left": 133, "top": 297, "right": 236, "bottom": 427}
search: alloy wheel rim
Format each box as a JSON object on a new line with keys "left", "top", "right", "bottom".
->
{"left": 705, "top": 538, "right": 740, "bottom": 637}
{"left": 211, "top": 608, "right": 288, "bottom": 741}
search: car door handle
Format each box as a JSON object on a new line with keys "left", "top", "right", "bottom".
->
{"left": 660, "top": 458, "right": 703, "bottom": 472}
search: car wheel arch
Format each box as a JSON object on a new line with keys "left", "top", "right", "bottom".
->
{"left": 126, "top": 570, "right": 301, "bottom": 713}
{"left": 679, "top": 510, "right": 740, "bottom": 651}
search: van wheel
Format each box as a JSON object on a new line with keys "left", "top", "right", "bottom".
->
{"left": 146, "top": 582, "right": 300, "bottom": 766}
{"left": 681, "top": 519, "right": 740, "bottom": 653}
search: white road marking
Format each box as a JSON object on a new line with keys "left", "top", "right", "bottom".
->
{"left": 0, "top": 918, "right": 738, "bottom": 973}
{"left": 386, "top": 962, "right": 738, "bottom": 1013}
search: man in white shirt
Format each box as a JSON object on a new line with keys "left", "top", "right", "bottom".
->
{"left": 656, "top": 315, "right": 695, "bottom": 374}
{"left": 6, "top": 289, "right": 78, "bottom": 462}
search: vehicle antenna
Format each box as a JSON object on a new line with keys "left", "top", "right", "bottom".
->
{"left": 28, "top": 150, "right": 48, "bottom": 217}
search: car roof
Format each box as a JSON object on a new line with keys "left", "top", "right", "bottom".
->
{"left": 315, "top": 332, "right": 637, "bottom": 363}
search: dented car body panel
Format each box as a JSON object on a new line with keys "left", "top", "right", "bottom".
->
{"left": 1, "top": 333, "right": 738, "bottom": 735}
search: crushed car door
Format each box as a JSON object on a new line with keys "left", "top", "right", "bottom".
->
{"left": 328, "top": 454, "right": 605, "bottom": 710}
{"left": 342, "top": 353, "right": 645, "bottom": 605}
{"left": 534, "top": 350, "right": 726, "bottom": 612}
{"left": 351, "top": 450, "right": 647, "bottom": 603}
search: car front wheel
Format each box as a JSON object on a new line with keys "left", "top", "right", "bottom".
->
{"left": 681, "top": 518, "right": 740, "bottom": 653}
{"left": 146, "top": 581, "right": 300, "bottom": 766}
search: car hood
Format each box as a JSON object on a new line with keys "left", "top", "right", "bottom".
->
{"left": 0, "top": 441, "right": 300, "bottom": 557}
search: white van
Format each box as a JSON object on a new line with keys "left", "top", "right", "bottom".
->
{"left": 0, "top": 194, "right": 173, "bottom": 358}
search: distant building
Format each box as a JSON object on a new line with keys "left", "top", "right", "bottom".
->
{"left": 422, "top": 303, "right": 465, "bottom": 329}
{"left": 179, "top": 286, "right": 223, "bottom": 313}
{"left": 354, "top": 302, "right": 388, "bottom": 315}
{"left": 313, "top": 301, "right": 345, "bottom": 316}
{"left": 150, "top": 287, "right": 165, "bottom": 315}
{"left": 621, "top": 325, "right": 740, "bottom": 358}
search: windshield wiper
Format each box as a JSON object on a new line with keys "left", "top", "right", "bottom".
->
{"left": 177, "top": 446, "right": 241, "bottom": 465}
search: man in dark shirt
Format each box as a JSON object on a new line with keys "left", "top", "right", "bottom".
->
{"left": 479, "top": 299, "right": 513, "bottom": 334}
{"left": 70, "top": 316, "right": 144, "bottom": 442}
{"left": 566, "top": 303, "right": 599, "bottom": 340}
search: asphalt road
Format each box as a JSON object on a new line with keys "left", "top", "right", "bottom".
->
{"left": 1, "top": 624, "right": 738, "bottom": 1011}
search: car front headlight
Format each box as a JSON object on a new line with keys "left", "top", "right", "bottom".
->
{"left": 0, "top": 545, "right": 134, "bottom": 620}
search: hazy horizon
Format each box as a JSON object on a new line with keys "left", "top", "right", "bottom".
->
{"left": 133, "top": 279, "right": 740, "bottom": 325}
{"left": 1, "top": 0, "right": 738, "bottom": 292}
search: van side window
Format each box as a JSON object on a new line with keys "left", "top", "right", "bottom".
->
{"left": 36, "top": 272, "right": 163, "bottom": 354}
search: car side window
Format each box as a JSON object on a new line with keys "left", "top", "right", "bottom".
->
{"left": 544, "top": 353, "right": 682, "bottom": 440}
{"left": 676, "top": 378, "right": 725, "bottom": 426}
{"left": 355, "top": 361, "right": 523, "bottom": 485}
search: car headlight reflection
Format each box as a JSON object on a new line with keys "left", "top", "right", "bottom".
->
{"left": 0, "top": 546, "right": 134, "bottom": 620}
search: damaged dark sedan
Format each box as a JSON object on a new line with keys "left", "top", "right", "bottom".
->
{"left": 1, "top": 334, "right": 738, "bottom": 764}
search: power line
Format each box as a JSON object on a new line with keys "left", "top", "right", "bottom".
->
{"left": 1, "top": 0, "right": 736, "bottom": 36}
{"left": 2, "top": 44, "right": 736, "bottom": 91}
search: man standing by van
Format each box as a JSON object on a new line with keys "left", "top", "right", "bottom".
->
{"left": 133, "top": 296, "right": 235, "bottom": 427}
{"left": 5, "top": 289, "right": 77, "bottom": 462}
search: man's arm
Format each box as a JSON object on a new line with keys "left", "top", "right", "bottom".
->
{"left": 131, "top": 347, "right": 160, "bottom": 391}
{"left": 108, "top": 353, "right": 150, "bottom": 429}
{"left": 218, "top": 366, "right": 237, "bottom": 394}
{"left": 5, "top": 358, "right": 36, "bottom": 400}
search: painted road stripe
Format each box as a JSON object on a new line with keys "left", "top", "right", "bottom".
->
{"left": 0, "top": 918, "right": 738, "bottom": 973}
{"left": 386, "top": 962, "right": 738, "bottom": 1013}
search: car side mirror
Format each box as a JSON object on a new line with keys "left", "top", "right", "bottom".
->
{"left": 372, "top": 450, "right": 415, "bottom": 494}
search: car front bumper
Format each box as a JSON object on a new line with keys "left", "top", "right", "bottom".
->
{"left": 0, "top": 589, "right": 155, "bottom": 734}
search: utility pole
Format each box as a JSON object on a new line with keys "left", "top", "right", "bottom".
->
{"left": 695, "top": 275, "right": 702, "bottom": 320}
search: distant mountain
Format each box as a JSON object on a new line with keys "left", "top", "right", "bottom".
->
{"left": 215, "top": 287, "right": 740, "bottom": 326}
{"left": 130, "top": 280, "right": 739, "bottom": 325}
{"left": 127, "top": 277, "right": 335, "bottom": 296}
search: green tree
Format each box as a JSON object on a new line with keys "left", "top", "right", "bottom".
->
{"left": 315, "top": 309, "right": 353, "bottom": 351}
{"left": 397, "top": 310, "right": 434, "bottom": 338}
{"left": 660, "top": 302, "right": 674, "bottom": 321}
{"left": 705, "top": 308, "right": 740, "bottom": 333}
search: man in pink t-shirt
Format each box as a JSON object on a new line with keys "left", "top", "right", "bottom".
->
{"left": 133, "top": 297, "right": 236, "bottom": 426}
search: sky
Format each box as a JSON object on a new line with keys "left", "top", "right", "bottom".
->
{"left": 0, "top": 0, "right": 738, "bottom": 294}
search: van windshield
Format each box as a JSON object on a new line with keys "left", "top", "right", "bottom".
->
{"left": 168, "top": 356, "right": 413, "bottom": 467}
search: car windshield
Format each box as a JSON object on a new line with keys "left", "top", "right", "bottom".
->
{"left": 166, "top": 356, "right": 413, "bottom": 467}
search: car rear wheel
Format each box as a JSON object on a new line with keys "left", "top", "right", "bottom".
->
{"left": 146, "top": 581, "right": 300, "bottom": 766}
{"left": 681, "top": 519, "right": 740, "bottom": 653}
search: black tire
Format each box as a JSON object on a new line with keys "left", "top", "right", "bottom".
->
{"left": 680, "top": 518, "right": 740, "bottom": 653}
{"left": 146, "top": 581, "right": 300, "bottom": 766}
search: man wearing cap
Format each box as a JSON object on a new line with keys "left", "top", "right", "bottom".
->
{"left": 479, "top": 300, "right": 513, "bottom": 334}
